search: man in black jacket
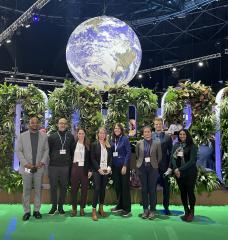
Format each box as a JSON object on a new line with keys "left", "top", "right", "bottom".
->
{"left": 152, "top": 117, "right": 172, "bottom": 215}
{"left": 48, "top": 118, "right": 75, "bottom": 215}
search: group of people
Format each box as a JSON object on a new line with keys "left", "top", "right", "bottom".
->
{"left": 16, "top": 116, "right": 198, "bottom": 223}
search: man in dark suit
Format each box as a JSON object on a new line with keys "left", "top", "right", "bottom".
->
{"left": 16, "top": 116, "right": 49, "bottom": 221}
{"left": 152, "top": 117, "right": 172, "bottom": 215}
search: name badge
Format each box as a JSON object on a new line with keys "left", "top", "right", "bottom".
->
{"left": 177, "top": 151, "right": 183, "bottom": 157}
{"left": 113, "top": 152, "right": 118, "bottom": 157}
{"left": 60, "top": 149, "right": 66, "bottom": 155}
{"left": 145, "top": 157, "right": 150, "bottom": 163}
{"left": 25, "top": 168, "right": 31, "bottom": 174}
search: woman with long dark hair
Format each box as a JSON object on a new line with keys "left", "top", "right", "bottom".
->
{"left": 70, "top": 128, "right": 92, "bottom": 217}
{"left": 90, "top": 127, "right": 112, "bottom": 221}
{"left": 111, "top": 123, "right": 131, "bottom": 217}
{"left": 171, "top": 129, "right": 198, "bottom": 222}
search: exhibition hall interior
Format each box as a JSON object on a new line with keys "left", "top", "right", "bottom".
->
{"left": 0, "top": 0, "right": 228, "bottom": 240}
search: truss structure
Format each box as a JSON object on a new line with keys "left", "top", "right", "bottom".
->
{"left": 0, "top": 0, "right": 50, "bottom": 44}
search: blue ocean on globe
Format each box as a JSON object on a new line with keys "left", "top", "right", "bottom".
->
{"left": 66, "top": 16, "right": 142, "bottom": 90}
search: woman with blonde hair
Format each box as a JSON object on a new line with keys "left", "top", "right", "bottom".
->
{"left": 90, "top": 127, "right": 112, "bottom": 221}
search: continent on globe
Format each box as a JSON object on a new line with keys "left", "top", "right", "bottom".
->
{"left": 66, "top": 16, "right": 142, "bottom": 90}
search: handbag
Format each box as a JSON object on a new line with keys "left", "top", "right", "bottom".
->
{"left": 130, "top": 169, "right": 141, "bottom": 188}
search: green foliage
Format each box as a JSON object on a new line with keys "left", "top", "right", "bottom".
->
{"left": 163, "top": 87, "right": 184, "bottom": 125}
{"left": 0, "top": 167, "right": 23, "bottom": 193}
{"left": 0, "top": 83, "right": 45, "bottom": 171}
{"left": 106, "top": 85, "right": 157, "bottom": 134}
{"left": 48, "top": 81, "right": 103, "bottom": 140}
{"left": 0, "top": 83, "right": 18, "bottom": 168}
{"left": 164, "top": 81, "right": 216, "bottom": 145}
{"left": 190, "top": 114, "right": 216, "bottom": 145}
{"left": 105, "top": 85, "right": 130, "bottom": 133}
{"left": 128, "top": 87, "right": 158, "bottom": 130}
{"left": 220, "top": 90, "right": 228, "bottom": 183}
{"left": 17, "top": 85, "right": 46, "bottom": 121}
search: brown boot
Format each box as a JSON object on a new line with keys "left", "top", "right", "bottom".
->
{"left": 80, "top": 208, "right": 85, "bottom": 216}
{"left": 98, "top": 204, "right": 107, "bottom": 217}
{"left": 186, "top": 209, "right": 194, "bottom": 222}
{"left": 70, "top": 206, "right": 77, "bottom": 217}
{"left": 92, "top": 208, "right": 98, "bottom": 221}
{"left": 180, "top": 207, "right": 190, "bottom": 221}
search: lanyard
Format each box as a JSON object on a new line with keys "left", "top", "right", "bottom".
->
{"left": 114, "top": 136, "right": 122, "bottom": 151}
{"left": 57, "top": 132, "right": 67, "bottom": 150}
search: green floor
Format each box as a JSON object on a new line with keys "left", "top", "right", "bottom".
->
{"left": 0, "top": 204, "right": 227, "bottom": 240}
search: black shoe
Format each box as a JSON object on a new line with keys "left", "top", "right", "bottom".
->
{"left": 23, "top": 212, "right": 31, "bottom": 221}
{"left": 111, "top": 206, "right": 123, "bottom": 213}
{"left": 141, "top": 209, "right": 149, "bottom": 219}
{"left": 58, "top": 206, "right": 65, "bottom": 215}
{"left": 33, "top": 211, "right": 42, "bottom": 219}
{"left": 121, "top": 211, "right": 132, "bottom": 217}
{"left": 164, "top": 209, "right": 171, "bottom": 215}
{"left": 48, "top": 206, "right": 57, "bottom": 215}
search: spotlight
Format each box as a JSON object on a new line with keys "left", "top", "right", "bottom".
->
{"left": 32, "top": 14, "right": 40, "bottom": 23}
{"left": 198, "top": 61, "right": 204, "bottom": 67}
{"left": 26, "top": 76, "right": 29, "bottom": 80}
{"left": 6, "top": 39, "right": 11, "bottom": 44}
{"left": 54, "top": 79, "right": 57, "bottom": 82}
{"left": 10, "top": 75, "right": 14, "bottom": 78}
{"left": 40, "top": 78, "right": 44, "bottom": 81}
{"left": 138, "top": 74, "right": 143, "bottom": 79}
{"left": 171, "top": 67, "right": 177, "bottom": 72}
{"left": 25, "top": 24, "right": 31, "bottom": 28}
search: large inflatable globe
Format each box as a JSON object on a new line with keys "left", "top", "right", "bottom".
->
{"left": 66, "top": 16, "right": 142, "bottom": 90}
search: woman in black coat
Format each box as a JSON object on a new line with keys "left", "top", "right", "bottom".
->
{"left": 71, "top": 128, "right": 92, "bottom": 217}
{"left": 90, "top": 127, "right": 112, "bottom": 221}
{"left": 171, "top": 129, "right": 198, "bottom": 222}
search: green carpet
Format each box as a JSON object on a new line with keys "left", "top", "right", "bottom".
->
{"left": 0, "top": 204, "right": 227, "bottom": 240}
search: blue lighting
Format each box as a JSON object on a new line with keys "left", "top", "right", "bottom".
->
{"left": 32, "top": 14, "right": 40, "bottom": 23}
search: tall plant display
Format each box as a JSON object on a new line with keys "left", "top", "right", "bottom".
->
{"left": 48, "top": 80, "right": 79, "bottom": 132}
{"left": 106, "top": 86, "right": 158, "bottom": 134}
{"left": 128, "top": 87, "right": 158, "bottom": 131}
{"left": 105, "top": 86, "right": 130, "bottom": 133}
{"left": 76, "top": 85, "right": 103, "bottom": 140}
{"left": 220, "top": 88, "right": 228, "bottom": 183}
{"left": 0, "top": 84, "right": 45, "bottom": 192}
{"left": 0, "top": 83, "right": 18, "bottom": 169}
{"left": 48, "top": 80, "right": 103, "bottom": 140}
{"left": 163, "top": 81, "right": 219, "bottom": 193}
{"left": 164, "top": 81, "right": 216, "bottom": 145}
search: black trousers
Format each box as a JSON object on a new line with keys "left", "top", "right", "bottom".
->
{"left": 158, "top": 168, "right": 170, "bottom": 210}
{"left": 138, "top": 164, "right": 158, "bottom": 211}
{"left": 176, "top": 170, "right": 197, "bottom": 212}
{"left": 92, "top": 171, "right": 108, "bottom": 208}
{"left": 112, "top": 166, "right": 131, "bottom": 212}
{"left": 48, "top": 166, "right": 69, "bottom": 206}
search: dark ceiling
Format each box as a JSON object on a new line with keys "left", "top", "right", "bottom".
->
{"left": 0, "top": 0, "right": 228, "bottom": 93}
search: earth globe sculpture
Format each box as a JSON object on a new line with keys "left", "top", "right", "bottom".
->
{"left": 66, "top": 16, "right": 142, "bottom": 90}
